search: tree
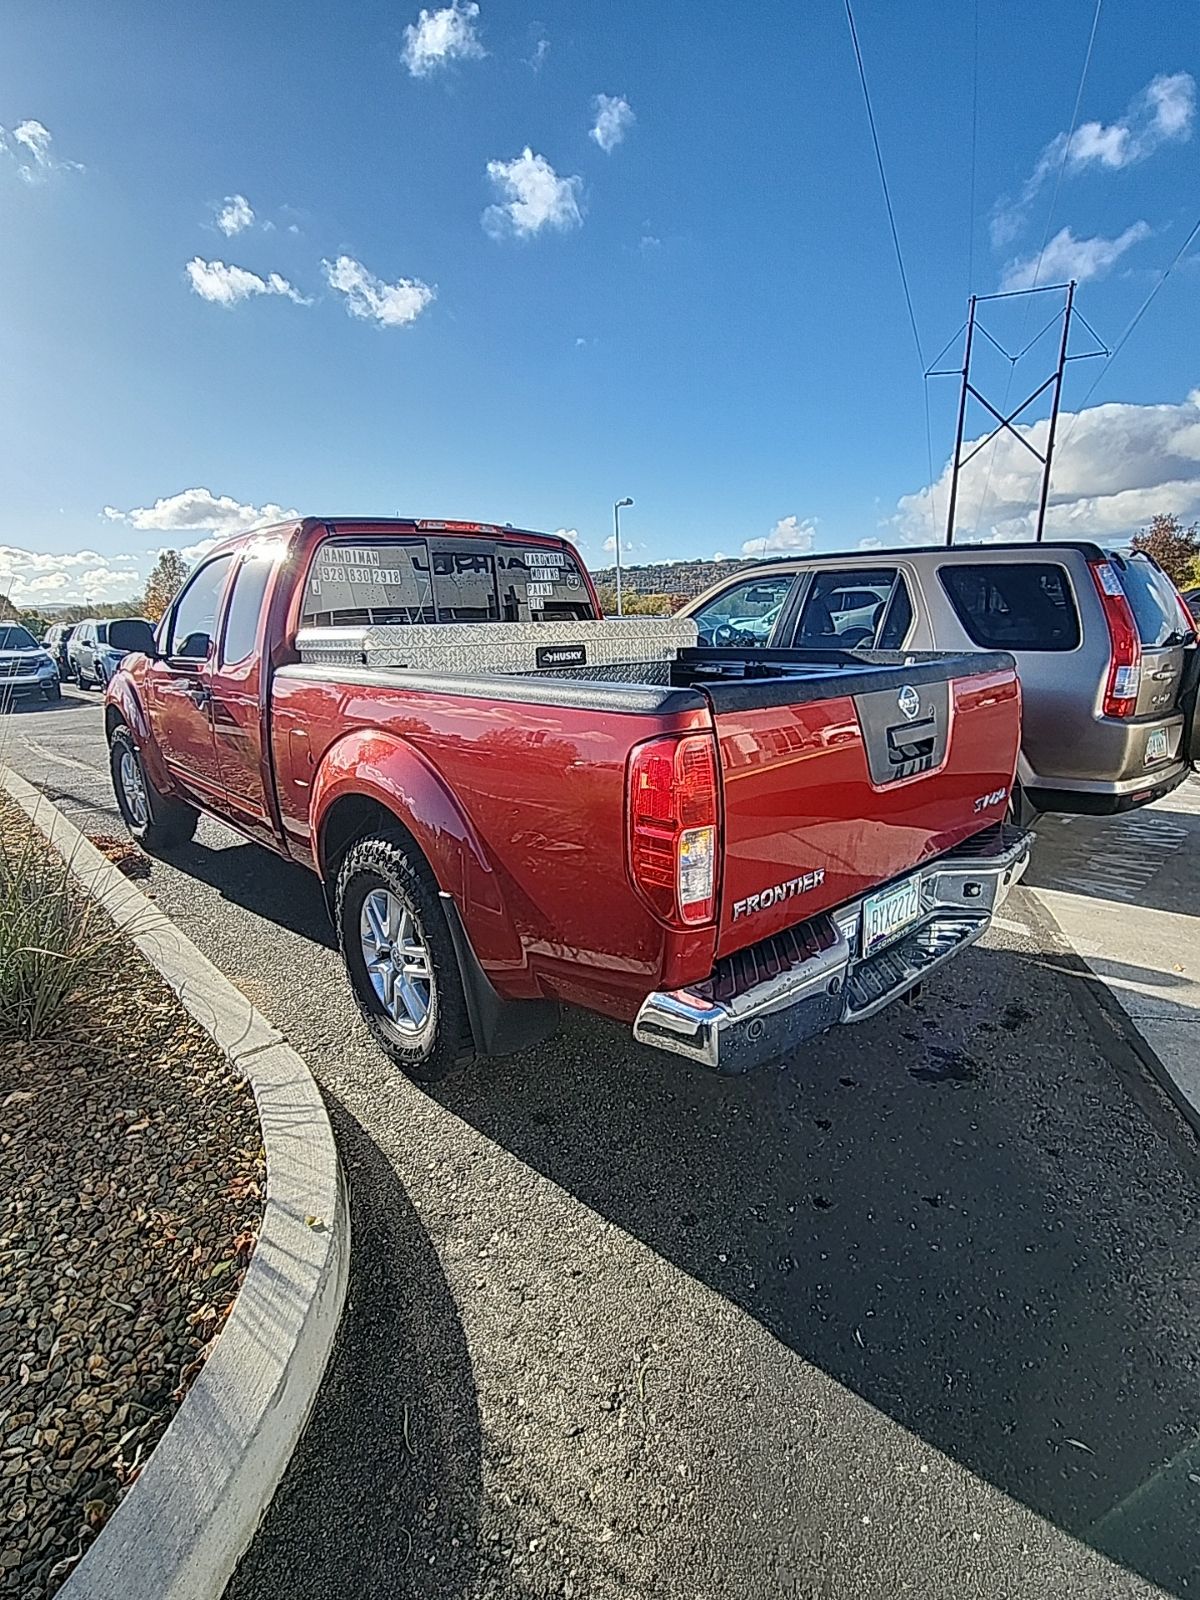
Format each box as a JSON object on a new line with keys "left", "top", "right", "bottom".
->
{"left": 1131, "top": 513, "right": 1200, "bottom": 588}
{"left": 141, "top": 550, "right": 191, "bottom": 622}
{"left": 0, "top": 594, "right": 18, "bottom": 622}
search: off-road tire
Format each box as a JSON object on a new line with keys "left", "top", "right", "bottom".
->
{"left": 109, "top": 724, "right": 199, "bottom": 851}
{"left": 336, "top": 831, "right": 474, "bottom": 1082}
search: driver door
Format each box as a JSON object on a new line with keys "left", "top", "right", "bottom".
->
{"left": 142, "top": 553, "right": 237, "bottom": 809}
{"left": 689, "top": 572, "right": 802, "bottom": 648}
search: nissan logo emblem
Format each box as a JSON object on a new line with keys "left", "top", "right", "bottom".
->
{"left": 898, "top": 685, "right": 921, "bottom": 721}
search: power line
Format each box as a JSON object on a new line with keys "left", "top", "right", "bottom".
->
{"left": 843, "top": 0, "right": 936, "bottom": 523}
{"left": 1059, "top": 209, "right": 1200, "bottom": 449}
{"left": 1024, "top": 0, "right": 1103, "bottom": 296}
{"left": 973, "top": 0, "right": 1102, "bottom": 538}
{"left": 844, "top": 0, "right": 926, "bottom": 369}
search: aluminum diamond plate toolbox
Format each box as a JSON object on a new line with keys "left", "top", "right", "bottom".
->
{"left": 295, "top": 616, "right": 699, "bottom": 675}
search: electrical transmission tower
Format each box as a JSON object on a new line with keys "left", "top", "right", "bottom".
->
{"left": 929, "top": 280, "right": 1107, "bottom": 546}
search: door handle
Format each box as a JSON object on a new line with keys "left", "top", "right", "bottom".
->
{"left": 184, "top": 681, "right": 212, "bottom": 707}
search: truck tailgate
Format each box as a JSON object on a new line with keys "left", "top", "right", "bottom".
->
{"left": 701, "top": 653, "right": 1020, "bottom": 960}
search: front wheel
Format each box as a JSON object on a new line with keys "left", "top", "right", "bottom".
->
{"left": 336, "top": 832, "right": 474, "bottom": 1082}
{"left": 110, "top": 725, "right": 199, "bottom": 851}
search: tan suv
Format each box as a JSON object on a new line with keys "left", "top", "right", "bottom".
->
{"left": 683, "top": 541, "right": 1198, "bottom": 819}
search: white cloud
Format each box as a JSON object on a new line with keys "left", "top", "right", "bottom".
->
{"left": 1, "top": 118, "right": 83, "bottom": 184}
{"left": 321, "top": 255, "right": 435, "bottom": 328}
{"left": 590, "top": 94, "right": 635, "bottom": 154}
{"left": 483, "top": 148, "right": 583, "bottom": 239}
{"left": 993, "top": 71, "right": 1195, "bottom": 245}
{"left": 857, "top": 536, "right": 885, "bottom": 551}
{"left": 106, "top": 489, "right": 299, "bottom": 536}
{"left": 186, "top": 257, "right": 310, "bottom": 307}
{"left": 402, "top": 1, "right": 484, "bottom": 77}
{"left": 529, "top": 36, "right": 549, "bottom": 72}
{"left": 0, "top": 545, "right": 143, "bottom": 606}
{"left": 554, "top": 528, "right": 581, "bottom": 545}
{"left": 741, "top": 515, "right": 817, "bottom": 557}
{"left": 216, "top": 194, "right": 254, "bottom": 236}
{"left": 893, "top": 389, "right": 1200, "bottom": 546}
{"left": 712, "top": 550, "right": 727, "bottom": 561}
{"left": 999, "top": 221, "right": 1150, "bottom": 291}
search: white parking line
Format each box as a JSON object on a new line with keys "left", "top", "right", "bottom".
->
{"left": 18, "top": 735, "right": 101, "bottom": 776}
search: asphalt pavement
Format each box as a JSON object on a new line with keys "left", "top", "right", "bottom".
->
{"left": 6, "top": 687, "right": 1200, "bottom": 1600}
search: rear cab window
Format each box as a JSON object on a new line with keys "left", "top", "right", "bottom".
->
{"left": 301, "top": 534, "right": 596, "bottom": 628}
{"left": 939, "top": 562, "right": 1080, "bottom": 651}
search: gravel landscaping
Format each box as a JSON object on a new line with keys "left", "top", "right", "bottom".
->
{"left": 0, "top": 801, "right": 264, "bottom": 1596}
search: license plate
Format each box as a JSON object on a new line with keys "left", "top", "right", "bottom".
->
{"left": 1145, "top": 729, "right": 1170, "bottom": 765}
{"left": 862, "top": 875, "right": 924, "bottom": 957}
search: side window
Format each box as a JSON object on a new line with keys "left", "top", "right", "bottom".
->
{"left": 939, "top": 563, "right": 1080, "bottom": 651}
{"left": 96, "top": 624, "right": 109, "bottom": 645}
{"left": 878, "top": 577, "right": 914, "bottom": 649}
{"left": 794, "top": 568, "right": 902, "bottom": 648}
{"left": 166, "top": 555, "right": 236, "bottom": 661}
{"left": 220, "top": 552, "right": 276, "bottom": 667}
{"left": 691, "top": 574, "right": 796, "bottom": 647}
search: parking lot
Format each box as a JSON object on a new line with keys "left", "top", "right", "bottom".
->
{"left": 5, "top": 687, "right": 1200, "bottom": 1599}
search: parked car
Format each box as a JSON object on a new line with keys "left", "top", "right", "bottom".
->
{"left": 0, "top": 623, "right": 61, "bottom": 704}
{"left": 105, "top": 516, "right": 1029, "bottom": 1081}
{"left": 42, "top": 622, "right": 76, "bottom": 678}
{"left": 1183, "top": 586, "right": 1200, "bottom": 624}
{"left": 684, "top": 541, "right": 1199, "bottom": 819}
{"left": 68, "top": 617, "right": 157, "bottom": 688}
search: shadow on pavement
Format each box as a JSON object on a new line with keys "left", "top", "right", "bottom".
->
{"left": 171, "top": 837, "right": 338, "bottom": 949}
{"left": 433, "top": 933, "right": 1200, "bottom": 1597}
{"left": 225, "top": 1088, "right": 484, "bottom": 1600}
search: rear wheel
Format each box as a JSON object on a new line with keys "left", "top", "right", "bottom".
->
{"left": 336, "top": 832, "right": 474, "bottom": 1082}
{"left": 42, "top": 681, "right": 61, "bottom": 703}
{"left": 110, "top": 724, "right": 199, "bottom": 851}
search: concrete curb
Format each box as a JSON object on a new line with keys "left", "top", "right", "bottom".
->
{"left": 1, "top": 767, "right": 350, "bottom": 1600}
{"left": 1023, "top": 882, "right": 1200, "bottom": 1148}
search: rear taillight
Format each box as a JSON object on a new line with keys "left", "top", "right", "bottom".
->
{"left": 1089, "top": 559, "right": 1142, "bottom": 718}
{"left": 628, "top": 734, "right": 720, "bottom": 926}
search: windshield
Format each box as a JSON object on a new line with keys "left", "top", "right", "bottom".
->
{"left": 1112, "top": 553, "right": 1191, "bottom": 646}
{"left": 0, "top": 626, "right": 39, "bottom": 651}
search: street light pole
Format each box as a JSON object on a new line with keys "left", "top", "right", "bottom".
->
{"left": 613, "top": 497, "right": 633, "bottom": 616}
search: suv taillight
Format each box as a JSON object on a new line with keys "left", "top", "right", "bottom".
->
{"left": 628, "top": 734, "right": 720, "bottom": 927}
{"left": 1089, "top": 559, "right": 1142, "bottom": 718}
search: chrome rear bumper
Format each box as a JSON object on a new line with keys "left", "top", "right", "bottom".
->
{"left": 633, "top": 824, "right": 1032, "bottom": 1074}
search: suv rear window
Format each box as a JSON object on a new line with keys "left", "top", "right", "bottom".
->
{"left": 302, "top": 537, "right": 595, "bottom": 627}
{"left": 939, "top": 562, "right": 1080, "bottom": 651}
{"left": 1111, "top": 554, "right": 1191, "bottom": 647}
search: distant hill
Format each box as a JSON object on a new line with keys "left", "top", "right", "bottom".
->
{"left": 587, "top": 556, "right": 777, "bottom": 598}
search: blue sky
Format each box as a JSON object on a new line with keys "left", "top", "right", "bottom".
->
{"left": 1, "top": 0, "right": 1198, "bottom": 605}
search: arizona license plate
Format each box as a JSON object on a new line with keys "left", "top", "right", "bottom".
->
{"left": 862, "top": 875, "right": 924, "bottom": 957}
{"left": 1145, "top": 729, "right": 1170, "bottom": 764}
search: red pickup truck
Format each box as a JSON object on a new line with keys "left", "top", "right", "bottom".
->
{"left": 105, "top": 517, "right": 1030, "bottom": 1079}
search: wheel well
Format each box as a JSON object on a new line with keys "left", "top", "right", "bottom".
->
{"left": 319, "top": 793, "right": 424, "bottom": 886}
{"left": 105, "top": 707, "right": 126, "bottom": 741}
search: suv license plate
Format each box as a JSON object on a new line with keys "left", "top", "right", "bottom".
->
{"left": 862, "top": 876, "right": 923, "bottom": 957}
{"left": 1145, "top": 729, "right": 1170, "bottom": 764}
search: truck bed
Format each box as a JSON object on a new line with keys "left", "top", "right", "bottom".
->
{"left": 273, "top": 639, "right": 1019, "bottom": 972}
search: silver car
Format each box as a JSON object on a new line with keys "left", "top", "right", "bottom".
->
{"left": 683, "top": 541, "right": 1198, "bottom": 819}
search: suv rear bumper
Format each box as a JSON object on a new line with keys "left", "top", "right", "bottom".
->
{"left": 1027, "top": 760, "right": 1189, "bottom": 816}
{"left": 633, "top": 823, "right": 1032, "bottom": 1074}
